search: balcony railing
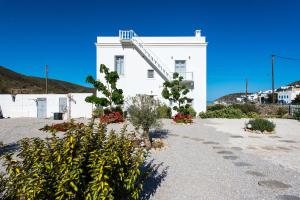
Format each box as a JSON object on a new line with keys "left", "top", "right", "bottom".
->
{"left": 175, "top": 72, "right": 193, "bottom": 81}
{"left": 119, "top": 30, "right": 135, "bottom": 41}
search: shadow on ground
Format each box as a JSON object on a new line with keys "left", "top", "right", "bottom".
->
{"left": 0, "top": 143, "right": 19, "bottom": 156}
{"left": 149, "top": 129, "right": 169, "bottom": 140}
{"left": 140, "top": 160, "right": 168, "bottom": 200}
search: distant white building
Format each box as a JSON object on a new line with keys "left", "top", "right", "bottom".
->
{"left": 96, "top": 30, "right": 207, "bottom": 112}
{"left": 0, "top": 93, "right": 93, "bottom": 119}
{"left": 278, "top": 88, "right": 300, "bottom": 104}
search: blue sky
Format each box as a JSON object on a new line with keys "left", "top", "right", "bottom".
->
{"left": 1, "top": 0, "right": 300, "bottom": 101}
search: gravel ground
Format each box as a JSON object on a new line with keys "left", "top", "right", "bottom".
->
{"left": 0, "top": 118, "right": 299, "bottom": 200}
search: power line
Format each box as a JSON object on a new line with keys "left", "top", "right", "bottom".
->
{"left": 273, "top": 54, "right": 300, "bottom": 61}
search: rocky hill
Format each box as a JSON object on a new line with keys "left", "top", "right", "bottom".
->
{"left": 0, "top": 66, "right": 95, "bottom": 94}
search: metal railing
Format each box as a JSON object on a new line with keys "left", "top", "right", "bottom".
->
{"left": 175, "top": 72, "right": 193, "bottom": 81}
{"left": 119, "top": 30, "right": 172, "bottom": 80}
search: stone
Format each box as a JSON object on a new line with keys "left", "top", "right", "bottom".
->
{"left": 233, "top": 162, "right": 252, "bottom": 167}
{"left": 223, "top": 155, "right": 238, "bottom": 160}
{"left": 245, "top": 170, "right": 265, "bottom": 177}
{"left": 203, "top": 141, "right": 219, "bottom": 145}
{"left": 230, "top": 135, "right": 243, "bottom": 138}
{"left": 217, "top": 150, "right": 233, "bottom": 154}
{"left": 277, "top": 195, "right": 300, "bottom": 200}
{"left": 279, "top": 140, "right": 297, "bottom": 143}
{"left": 231, "top": 147, "right": 243, "bottom": 151}
{"left": 258, "top": 180, "right": 291, "bottom": 189}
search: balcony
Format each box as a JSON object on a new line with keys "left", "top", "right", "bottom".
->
{"left": 176, "top": 72, "right": 194, "bottom": 89}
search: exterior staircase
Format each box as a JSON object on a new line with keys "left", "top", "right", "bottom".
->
{"left": 119, "top": 30, "right": 172, "bottom": 81}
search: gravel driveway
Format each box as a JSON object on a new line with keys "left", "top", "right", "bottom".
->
{"left": 0, "top": 118, "right": 299, "bottom": 200}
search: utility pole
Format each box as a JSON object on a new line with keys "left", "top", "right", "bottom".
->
{"left": 271, "top": 55, "right": 275, "bottom": 104}
{"left": 45, "top": 64, "right": 48, "bottom": 94}
{"left": 245, "top": 79, "right": 248, "bottom": 98}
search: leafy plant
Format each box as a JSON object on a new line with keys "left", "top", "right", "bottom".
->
{"left": 173, "top": 113, "right": 192, "bottom": 123}
{"left": 186, "top": 106, "right": 197, "bottom": 118}
{"left": 229, "top": 103, "right": 259, "bottom": 114}
{"left": 199, "top": 107, "right": 246, "bottom": 119}
{"left": 246, "top": 118, "right": 276, "bottom": 132}
{"left": 92, "top": 107, "right": 104, "bottom": 118}
{"left": 0, "top": 122, "right": 152, "bottom": 199}
{"left": 100, "top": 111, "right": 124, "bottom": 123}
{"left": 157, "top": 104, "right": 172, "bottom": 119}
{"left": 293, "top": 110, "right": 300, "bottom": 120}
{"left": 127, "top": 95, "right": 161, "bottom": 148}
{"left": 207, "top": 104, "right": 225, "bottom": 112}
{"left": 39, "top": 120, "right": 85, "bottom": 132}
{"left": 161, "top": 72, "right": 192, "bottom": 115}
{"left": 85, "top": 64, "right": 124, "bottom": 113}
{"left": 277, "top": 107, "right": 288, "bottom": 117}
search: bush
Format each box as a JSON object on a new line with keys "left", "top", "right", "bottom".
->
{"left": 100, "top": 111, "right": 124, "bottom": 123}
{"left": 127, "top": 95, "right": 161, "bottom": 147}
{"left": 0, "top": 122, "right": 151, "bottom": 199}
{"left": 277, "top": 107, "right": 288, "bottom": 118}
{"left": 185, "top": 106, "right": 197, "bottom": 118}
{"left": 157, "top": 104, "right": 172, "bottom": 119}
{"left": 293, "top": 110, "right": 300, "bottom": 120}
{"left": 39, "top": 120, "right": 85, "bottom": 132}
{"left": 246, "top": 112, "right": 260, "bottom": 118}
{"left": 230, "top": 103, "right": 259, "bottom": 114}
{"left": 173, "top": 113, "right": 193, "bottom": 123}
{"left": 246, "top": 118, "right": 276, "bottom": 132}
{"left": 207, "top": 104, "right": 225, "bottom": 112}
{"left": 92, "top": 107, "right": 104, "bottom": 118}
{"left": 199, "top": 107, "right": 246, "bottom": 119}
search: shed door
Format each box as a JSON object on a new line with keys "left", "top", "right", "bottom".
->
{"left": 59, "top": 97, "right": 68, "bottom": 113}
{"left": 37, "top": 98, "right": 47, "bottom": 118}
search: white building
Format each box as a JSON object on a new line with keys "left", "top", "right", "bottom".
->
{"left": 0, "top": 93, "right": 93, "bottom": 119}
{"left": 96, "top": 30, "right": 207, "bottom": 112}
{"left": 278, "top": 88, "right": 300, "bottom": 104}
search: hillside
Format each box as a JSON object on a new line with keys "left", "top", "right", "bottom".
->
{"left": 288, "top": 80, "right": 300, "bottom": 87}
{"left": 214, "top": 92, "right": 245, "bottom": 103}
{"left": 0, "top": 66, "right": 95, "bottom": 94}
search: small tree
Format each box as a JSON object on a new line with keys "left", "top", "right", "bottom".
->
{"left": 127, "top": 95, "right": 161, "bottom": 148}
{"left": 85, "top": 64, "right": 124, "bottom": 112}
{"left": 161, "top": 72, "right": 192, "bottom": 114}
{"left": 292, "top": 94, "right": 300, "bottom": 104}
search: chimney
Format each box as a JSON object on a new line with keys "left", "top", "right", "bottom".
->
{"left": 195, "top": 30, "right": 201, "bottom": 38}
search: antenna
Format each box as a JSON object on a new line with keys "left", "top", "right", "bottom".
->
{"left": 45, "top": 64, "right": 48, "bottom": 94}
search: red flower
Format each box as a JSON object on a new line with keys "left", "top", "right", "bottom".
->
{"left": 100, "top": 112, "right": 124, "bottom": 124}
{"left": 172, "top": 113, "right": 193, "bottom": 123}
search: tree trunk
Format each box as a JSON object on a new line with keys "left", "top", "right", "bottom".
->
{"left": 142, "top": 128, "right": 151, "bottom": 149}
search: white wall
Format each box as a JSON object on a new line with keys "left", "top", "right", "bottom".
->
{"left": 96, "top": 30, "right": 207, "bottom": 113}
{"left": 0, "top": 93, "right": 93, "bottom": 119}
{"left": 278, "top": 90, "right": 300, "bottom": 104}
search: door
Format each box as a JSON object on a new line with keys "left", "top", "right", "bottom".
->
{"left": 59, "top": 97, "right": 68, "bottom": 113}
{"left": 175, "top": 60, "right": 186, "bottom": 79}
{"left": 37, "top": 98, "right": 47, "bottom": 118}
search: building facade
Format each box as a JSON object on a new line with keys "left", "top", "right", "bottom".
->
{"left": 0, "top": 93, "right": 93, "bottom": 119}
{"left": 96, "top": 30, "right": 207, "bottom": 112}
{"left": 278, "top": 88, "right": 300, "bottom": 104}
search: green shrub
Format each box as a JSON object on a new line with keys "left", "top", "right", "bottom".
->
{"left": 293, "top": 110, "right": 300, "bottom": 120}
{"left": 246, "top": 112, "right": 260, "bottom": 118}
{"left": 157, "top": 104, "right": 172, "bottom": 118}
{"left": 246, "top": 118, "right": 276, "bottom": 132}
{"left": 199, "top": 107, "right": 246, "bottom": 119}
{"left": 0, "top": 122, "right": 151, "bottom": 199}
{"left": 207, "top": 104, "right": 225, "bottom": 111}
{"left": 230, "top": 103, "right": 259, "bottom": 114}
{"left": 277, "top": 107, "right": 288, "bottom": 118}
{"left": 127, "top": 95, "right": 161, "bottom": 147}
{"left": 185, "top": 106, "right": 197, "bottom": 118}
{"left": 92, "top": 107, "right": 104, "bottom": 118}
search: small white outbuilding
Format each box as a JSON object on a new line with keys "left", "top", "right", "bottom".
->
{"left": 0, "top": 93, "right": 93, "bottom": 119}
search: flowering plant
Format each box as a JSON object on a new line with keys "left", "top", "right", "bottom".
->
{"left": 100, "top": 111, "right": 124, "bottom": 124}
{"left": 173, "top": 113, "right": 193, "bottom": 124}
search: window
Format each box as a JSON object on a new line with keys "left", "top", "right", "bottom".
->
{"left": 115, "top": 56, "right": 124, "bottom": 75}
{"left": 147, "top": 69, "right": 154, "bottom": 78}
{"left": 175, "top": 60, "right": 186, "bottom": 79}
